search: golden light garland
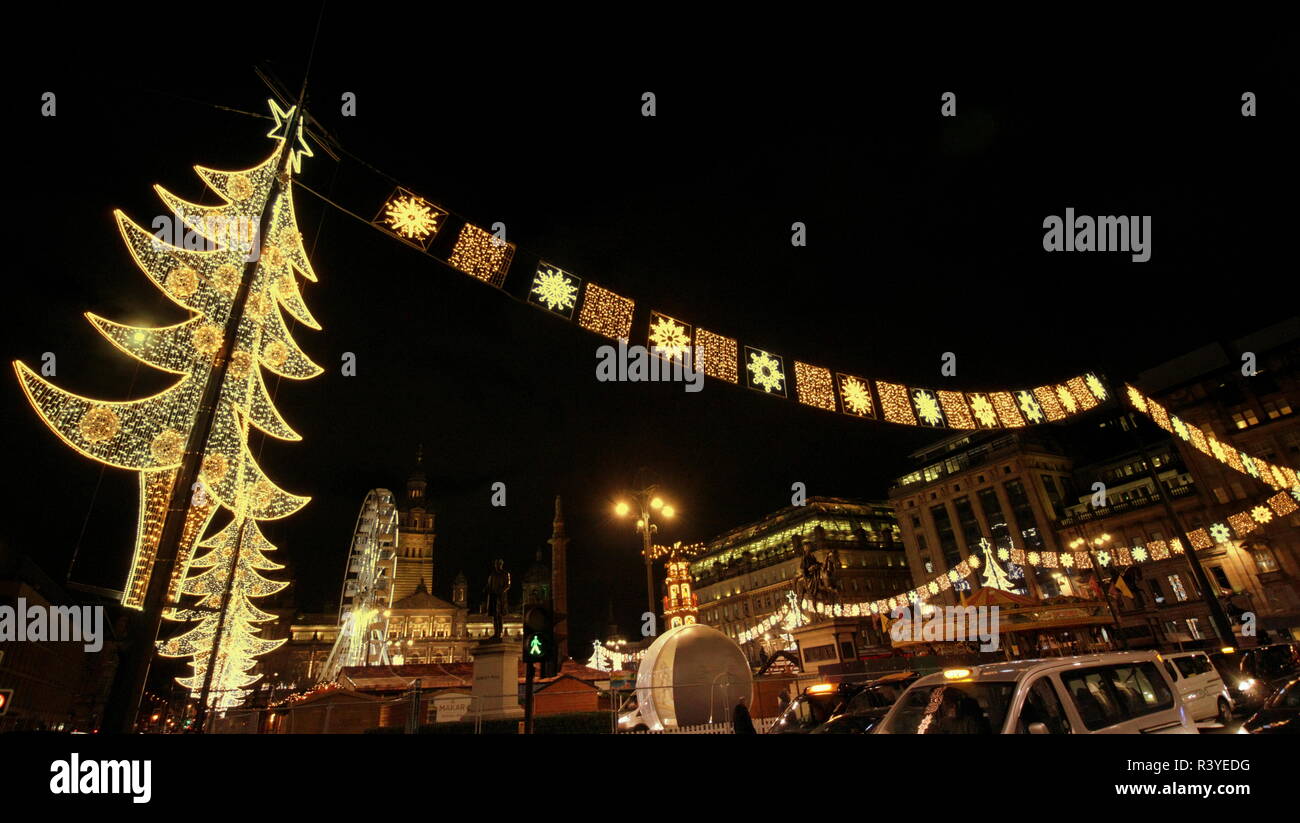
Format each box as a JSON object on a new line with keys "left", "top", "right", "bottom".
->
{"left": 528, "top": 262, "right": 580, "bottom": 319}
{"left": 733, "top": 485, "right": 1300, "bottom": 644}
{"left": 1124, "top": 384, "right": 1298, "bottom": 491}
{"left": 447, "top": 223, "right": 515, "bottom": 288}
{"left": 837, "top": 373, "right": 875, "bottom": 418}
{"left": 374, "top": 187, "right": 447, "bottom": 249}
{"left": 648, "top": 311, "right": 692, "bottom": 363}
{"left": 794, "top": 361, "right": 836, "bottom": 411}
{"left": 745, "top": 347, "right": 786, "bottom": 396}
{"left": 576, "top": 282, "right": 635, "bottom": 340}
{"left": 876, "top": 380, "right": 916, "bottom": 425}
{"left": 938, "top": 390, "right": 974, "bottom": 429}
{"left": 695, "top": 328, "right": 738, "bottom": 383}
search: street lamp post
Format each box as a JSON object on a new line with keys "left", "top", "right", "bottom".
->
{"left": 614, "top": 487, "right": 676, "bottom": 624}
{"left": 1070, "top": 532, "right": 1128, "bottom": 650}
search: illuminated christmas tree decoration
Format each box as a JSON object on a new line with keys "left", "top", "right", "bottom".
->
{"left": 448, "top": 223, "right": 515, "bottom": 288}
{"left": 1033, "top": 385, "right": 1067, "bottom": 421}
{"left": 938, "top": 390, "right": 975, "bottom": 429}
{"left": 990, "top": 392, "right": 1025, "bottom": 427}
{"left": 13, "top": 99, "right": 320, "bottom": 709}
{"left": 528, "top": 262, "right": 580, "bottom": 318}
{"left": 648, "top": 311, "right": 693, "bottom": 363}
{"left": 793, "top": 361, "right": 835, "bottom": 411}
{"left": 695, "top": 328, "right": 738, "bottom": 384}
{"left": 876, "top": 381, "right": 916, "bottom": 425}
{"left": 968, "top": 393, "right": 998, "bottom": 428}
{"left": 1066, "top": 376, "right": 1098, "bottom": 410}
{"left": 744, "top": 347, "right": 786, "bottom": 396}
{"left": 374, "top": 187, "right": 447, "bottom": 248}
{"left": 912, "top": 389, "right": 945, "bottom": 427}
{"left": 1017, "top": 390, "right": 1044, "bottom": 424}
{"left": 837, "top": 373, "right": 875, "bottom": 418}
{"left": 577, "top": 282, "right": 635, "bottom": 340}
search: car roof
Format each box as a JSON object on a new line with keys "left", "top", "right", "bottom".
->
{"left": 907, "top": 652, "right": 1162, "bottom": 687}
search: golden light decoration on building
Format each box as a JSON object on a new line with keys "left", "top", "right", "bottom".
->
{"left": 649, "top": 312, "right": 693, "bottom": 363}
{"left": 794, "top": 361, "right": 835, "bottom": 411}
{"left": 876, "top": 381, "right": 915, "bottom": 425}
{"left": 448, "top": 223, "right": 515, "bottom": 288}
{"left": 1066, "top": 376, "right": 1099, "bottom": 410}
{"left": 1227, "top": 512, "right": 1257, "bottom": 538}
{"left": 528, "top": 262, "right": 580, "bottom": 318}
{"left": 577, "top": 282, "right": 635, "bottom": 340}
{"left": 837, "top": 373, "right": 874, "bottom": 418}
{"left": 745, "top": 347, "right": 786, "bottom": 395}
{"left": 13, "top": 99, "right": 322, "bottom": 710}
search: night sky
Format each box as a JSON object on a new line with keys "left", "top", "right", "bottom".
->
{"left": 3, "top": 20, "right": 1295, "bottom": 662}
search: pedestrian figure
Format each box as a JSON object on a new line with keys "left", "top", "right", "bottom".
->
{"left": 733, "top": 696, "right": 756, "bottom": 734}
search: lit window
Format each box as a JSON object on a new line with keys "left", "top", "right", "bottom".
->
{"left": 1167, "top": 575, "right": 1188, "bottom": 603}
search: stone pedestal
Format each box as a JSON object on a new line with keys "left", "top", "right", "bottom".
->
{"left": 471, "top": 639, "right": 524, "bottom": 721}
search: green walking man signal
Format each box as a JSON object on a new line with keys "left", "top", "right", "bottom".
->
{"left": 522, "top": 603, "right": 557, "bottom": 675}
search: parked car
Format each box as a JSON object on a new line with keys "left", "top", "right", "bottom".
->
{"left": 1209, "top": 649, "right": 1267, "bottom": 716}
{"left": 767, "top": 682, "right": 864, "bottom": 734}
{"left": 810, "top": 671, "right": 920, "bottom": 735}
{"left": 1242, "top": 676, "right": 1300, "bottom": 734}
{"left": 875, "top": 652, "right": 1196, "bottom": 734}
{"left": 1162, "top": 650, "right": 1232, "bottom": 724}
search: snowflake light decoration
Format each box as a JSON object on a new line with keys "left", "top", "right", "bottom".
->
{"left": 1018, "top": 390, "right": 1044, "bottom": 423}
{"left": 1095, "top": 550, "right": 1111, "bottom": 567}
{"left": 1251, "top": 505, "right": 1273, "bottom": 524}
{"left": 1131, "top": 546, "right": 1148, "bottom": 562}
{"left": 969, "top": 393, "right": 997, "bottom": 427}
{"left": 838, "top": 374, "right": 874, "bottom": 418}
{"left": 1056, "top": 384, "right": 1078, "bottom": 414}
{"left": 997, "top": 547, "right": 1010, "bottom": 562}
{"left": 745, "top": 347, "right": 785, "bottom": 395}
{"left": 648, "top": 312, "right": 691, "bottom": 362}
{"left": 913, "top": 389, "right": 944, "bottom": 426}
{"left": 1292, "top": 485, "right": 1300, "bottom": 501}
{"left": 1209, "top": 523, "right": 1231, "bottom": 544}
{"left": 1172, "top": 417, "right": 1189, "bottom": 440}
{"left": 1086, "top": 373, "right": 1108, "bottom": 401}
{"left": 1060, "top": 552, "right": 1075, "bottom": 568}
{"left": 377, "top": 189, "right": 446, "bottom": 248}
{"left": 529, "top": 264, "right": 580, "bottom": 317}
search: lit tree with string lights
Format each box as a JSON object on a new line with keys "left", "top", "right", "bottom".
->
{"left": 13, "top": 98, "right": 319, "bottom": 721}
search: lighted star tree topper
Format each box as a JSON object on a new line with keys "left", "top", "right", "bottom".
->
{"left": 13, "top": 99, "right": 319, "bottom": 709}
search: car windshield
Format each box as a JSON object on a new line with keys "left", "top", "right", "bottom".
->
{"left": 778, "top": 693, "right": 843, "bottom": 730}
{"left": 1209, "top": 653, "right": 1242, "bottom": 680}
{"left": 845, "top": 683, "right": 905, "bottom": 712}
{"left": 879, "top": 682, "right": 1015, "bottom": 734}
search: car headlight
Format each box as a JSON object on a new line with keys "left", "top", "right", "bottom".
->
{"left": 1238, "top": 678, "right": 1257, "bottom": 692}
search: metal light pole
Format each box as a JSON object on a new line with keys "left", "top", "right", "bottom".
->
{"left": 613, "top": 486, "right": 677, "bottom": 623}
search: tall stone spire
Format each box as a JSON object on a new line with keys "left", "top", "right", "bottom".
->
{"left": 548, "top": 494, "right": 569, "bottom": 660}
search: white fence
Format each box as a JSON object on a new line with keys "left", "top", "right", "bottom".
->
{"left": 625, "top": 716, "right": 779, "bottom": 734}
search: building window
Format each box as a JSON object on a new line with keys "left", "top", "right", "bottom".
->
{"left": 1253, "top": 547, "right": 1280, "bottom": 574}
{"left": 1231, "top": 408, "right": 1259, "bottom": 429}
{"left": 1209, "top": 566, "right": 1231, "bottom": 594}
{"left": 1186, "top": 618, "right": 1203, "bottom": 640}
{"left": 1167, "top": 574, "right": 1188, "bottom": 603}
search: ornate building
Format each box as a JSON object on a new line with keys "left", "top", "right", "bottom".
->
{"left": 663, "top": 547, "right": 699, "bottom": 629}
{"left": 391, "top": 448, "right": 436, "bottom": 604}
{"left": 691, "top": 497, "right": 908, "bottom": 664}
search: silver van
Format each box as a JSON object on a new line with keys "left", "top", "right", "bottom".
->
{"left": 875, "top": 652, "right": 1196, "bottom": 734}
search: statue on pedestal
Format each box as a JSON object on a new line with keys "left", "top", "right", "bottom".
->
{"left": 482, "top": 558, "right": 511, "bottom": 640}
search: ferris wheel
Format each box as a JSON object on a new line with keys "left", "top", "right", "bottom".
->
{"left": 318, "top": 488, "right": 399, "bottom": 683}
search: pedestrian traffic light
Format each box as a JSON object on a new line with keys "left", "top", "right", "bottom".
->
{"left": 0, "top": 689, "right": 12, "bottom": 716}
{"left": 522, "top": 603, "right": 555, "bottom": 671}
